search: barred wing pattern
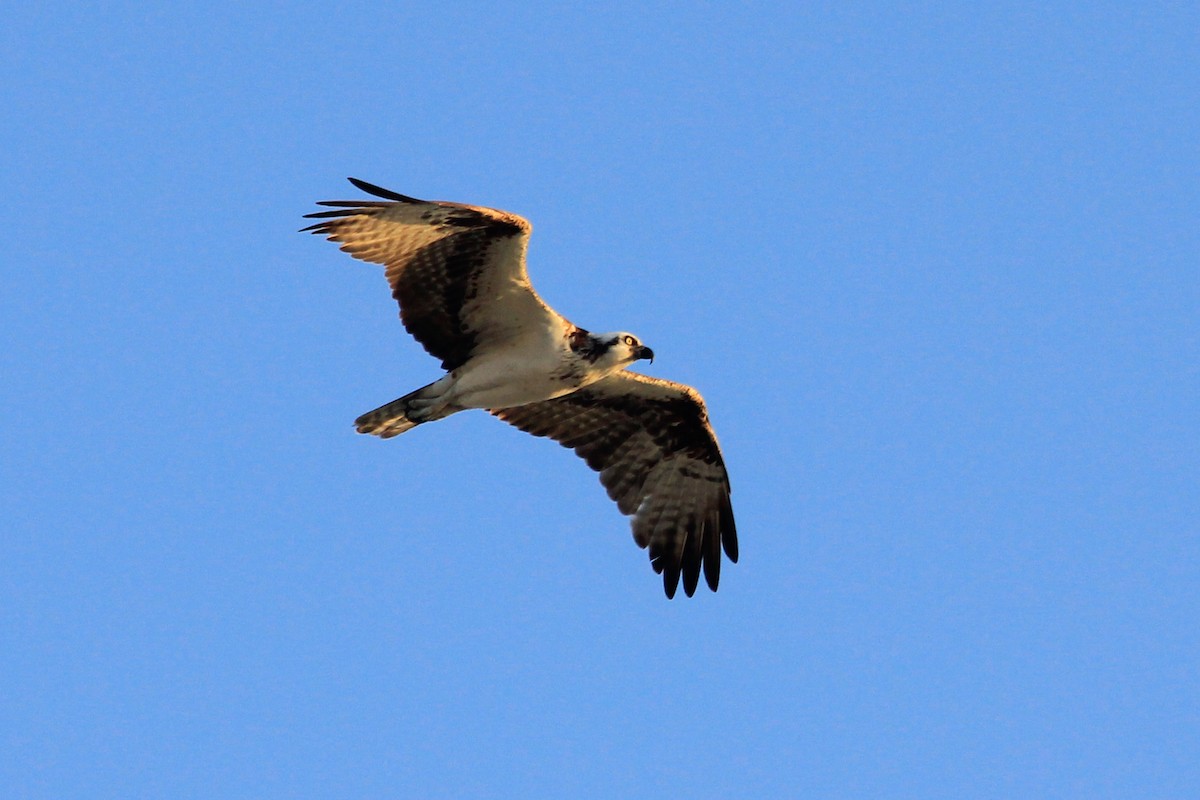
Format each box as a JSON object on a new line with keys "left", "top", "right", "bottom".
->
{"left": 492, "top": 372, "right": 737, "bottom": 598}
{"left": 303, "top": 178, "right": 560, "bottom": 371}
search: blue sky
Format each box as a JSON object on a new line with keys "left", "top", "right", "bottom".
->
{"left": 2, "top": 3, "right": 1197, "bottom": 797}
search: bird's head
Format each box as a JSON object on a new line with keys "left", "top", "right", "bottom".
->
{"left": 595, "top": 332, "right": 655, "bottom": 369}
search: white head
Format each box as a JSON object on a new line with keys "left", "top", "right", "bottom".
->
{"left": 591, "top": 331, "right": 654, "bottom": 371}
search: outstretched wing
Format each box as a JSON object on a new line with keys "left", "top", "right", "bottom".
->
{"left": 491, "top": 372, "right": 737, "bottom": 598}
{"left": 303, "top": 178, "right": 564, "bottom": 371}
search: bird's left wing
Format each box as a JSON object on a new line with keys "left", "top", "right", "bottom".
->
{"left": 491, "top": 372, "right": 737, "bottom": 598}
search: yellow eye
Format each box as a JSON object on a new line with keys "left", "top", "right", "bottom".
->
{"left": 624, "top": 335, "right": 636, "bottom": 346}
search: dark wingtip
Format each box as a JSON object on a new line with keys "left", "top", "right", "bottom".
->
{"left": 721, "top": 494, "right": 739, "bottom": 563}
{"left": 724, "top": 536, "right": 739, "bottom": 563}
{"left": 703, "top": 518, "right": 722, "bottom": 592}
{"left": 302, "top": 208, "right": 358, "bottom": 220}
{"left": 663, "top": 569, "right": 680, "bottom": 599}
{"left": 703, "top": 559, "right": 720, "bottom": 592}
{"left": 650, "top": 541, "right": 682, "bottom": 599}
{"left": 347, "top": 177, "right": 423, "bottom": 203}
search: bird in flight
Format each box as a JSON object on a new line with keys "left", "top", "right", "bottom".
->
{"left": 304, "top": 178, "right": 737, "bottom": 597}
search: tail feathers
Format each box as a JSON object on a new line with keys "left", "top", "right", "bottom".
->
{"left": 355, "top": 399, "right": 420, "bottom": 438}
{"left": 354, "top": 381, "right": 458, "bottom": 439}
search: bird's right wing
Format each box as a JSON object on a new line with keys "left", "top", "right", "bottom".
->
{"left": 303, "top": 178, "right": 565, "bottom": 371}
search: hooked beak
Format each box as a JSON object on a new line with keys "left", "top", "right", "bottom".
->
{"left": 636, "top": 345, "right": 655, "bottom": 364}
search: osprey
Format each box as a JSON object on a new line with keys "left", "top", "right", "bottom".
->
{"left": 304, "top": 178, "right": 737, "bottom": 598}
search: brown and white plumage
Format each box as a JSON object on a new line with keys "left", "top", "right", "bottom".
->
{"left": 303, "top": 177, "right": 553, "bottom": 373}
{"left": 492, "top": 372, "right": 737, "bottom": 598}
{"left": 304, "top": 178, "right": 738, "bottom": 597}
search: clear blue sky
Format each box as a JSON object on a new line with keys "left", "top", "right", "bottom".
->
{"left": 2, "top": 3, "right": 1196, "bottom": 798}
